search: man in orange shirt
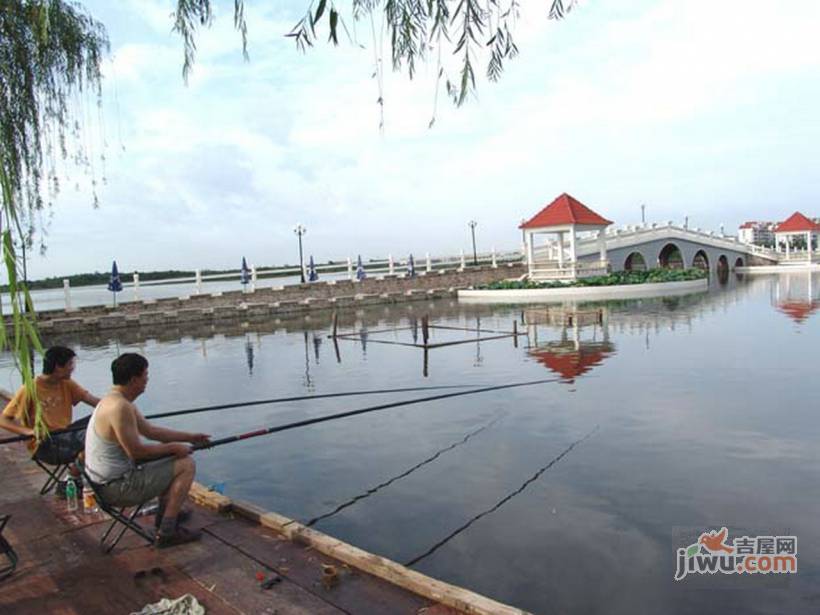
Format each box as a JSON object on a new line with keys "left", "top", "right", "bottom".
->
{"left": 0, "top": 346, "right": 100, "bottom": 465}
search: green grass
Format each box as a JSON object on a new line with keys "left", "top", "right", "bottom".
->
{"left": 481, "top": 268, "right": 707, "bottom": 290}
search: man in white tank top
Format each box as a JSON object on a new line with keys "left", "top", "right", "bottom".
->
{"left": 86, "top": 353, "right": 210, "bottom": 547}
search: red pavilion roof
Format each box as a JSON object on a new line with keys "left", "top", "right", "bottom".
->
{"left": 520, "top": 193, "right": 612, "bottom": 229}
{"left": 529, "top": 341, "right": 614, "bottom": 382}
{"left": 776, "top": 301, "right": 819, "bottom": 324}
{"left": 774, "top": 212, "right": 820, "bottom": 233}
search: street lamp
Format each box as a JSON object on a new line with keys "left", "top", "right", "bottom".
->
{"left": 468, "top": 220, "right": 478, "bottom": 266}
{"left": 294, "top": 223, "right": 307, "bottom": 283}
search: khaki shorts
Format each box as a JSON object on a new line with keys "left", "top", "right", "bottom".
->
{"left": 99, "top": 457, "right": 176, "bottom": 507}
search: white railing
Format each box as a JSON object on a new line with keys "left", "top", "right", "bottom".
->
{"left": 529, "top": 260, "right": 609, "bottom": 281}
{"left": 50, "top": 247, "right": 525, "bottom": 311}
{"left": 533, "top": 222, "right": 779, "bottom": 261}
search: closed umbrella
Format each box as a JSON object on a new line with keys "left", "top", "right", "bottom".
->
{"left": 107, "top": 260, "right": 123, "bottom": 308}
{"left": 240, "top": 257, "right": 250, "bottom": 288}
{"left": 308, "top": 255, "right": 319, "bottom": 282}
{"left": 356, "top": 255, "right": 366, "bottom": 281}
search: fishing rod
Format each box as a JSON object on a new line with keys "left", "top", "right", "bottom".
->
{"left": 193, "top": 377, "right": 563, "bottom": 452}
{"left": 0, "top": 384, "right": 485, "bottom": 446}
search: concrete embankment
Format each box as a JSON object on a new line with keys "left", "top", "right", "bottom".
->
{"left": 17, "top": 264, "right": 523, "bottom": 335}
{"left": 458, "top": 278, "right": 708, "bottom": 303}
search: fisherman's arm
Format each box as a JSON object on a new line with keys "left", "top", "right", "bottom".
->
{"left": 70, "top": 380, "right": 100, "bottom": 408}
{"left": 111, "top": 404, "right": 191, "bottom": 461}
{"left": 134, "top": 411, "right": 210, "bottom": 445}
{"left": 0, "top": 415, "right": 33, "bottom": 437}
{"left": 0, "top": 389, "right": 34, "bottom": 436}
{"left": 81, "top": 391, "right": 101, "bottom": 407}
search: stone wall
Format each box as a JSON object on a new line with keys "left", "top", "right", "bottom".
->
{"left": 22, "top": 264, "right": 524, "bottom": 335}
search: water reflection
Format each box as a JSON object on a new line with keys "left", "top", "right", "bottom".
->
{"left": 772, "top": 270, "right": 819, "bottom": 324}
{"left": 245, "top": 336, "right": 254, "bottom": 376}
{"left": 3, "top": 274, "right": 819, "bottom": 614}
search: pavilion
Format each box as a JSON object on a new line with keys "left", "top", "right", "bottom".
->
{"left": 773, "top": 212, "right": 820, "bottom": 263}
{"left": 519, "top": 193, "right": 612, "bottom": 280}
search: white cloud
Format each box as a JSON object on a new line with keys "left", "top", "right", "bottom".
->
{"left": 15, "top": 0, "right": 820, "bottom": 279}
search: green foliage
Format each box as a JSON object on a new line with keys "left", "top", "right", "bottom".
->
{"left": 174, "top": 0, "right": 578, "bottom": 112}
{"left": 482, "top": 268, "right": 707, "bottom": 290}
{"left": 1, "top": 0, "right": 108, "bottom": 439}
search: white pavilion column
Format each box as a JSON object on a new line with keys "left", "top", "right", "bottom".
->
{"left": 786, "top": 236, "right": 791, "bottom": 258}
{"left": 526, "top": 231, "right": 535, "bottom": 275}
{"left": 598, "top": 229, "right": 607, "bottom": 264}
{"left": 569, "top": 226, "right": 577, "bottom": 263}
{"left": 556, "top": 232, "right": 564, "bottom": 268}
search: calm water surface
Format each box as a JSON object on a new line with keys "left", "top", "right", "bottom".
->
{"left": 2, "top": 272, "right": 818, "bottom": 614}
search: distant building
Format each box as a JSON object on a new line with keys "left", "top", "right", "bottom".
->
{"left": 738, "top": 221, "right": 776, "bottom": 245}
{"left": 739, "top": 215, "right": 820, "bottom": 247}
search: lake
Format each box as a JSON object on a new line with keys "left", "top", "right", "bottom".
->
{"left": 1, "top": 271, "right": 817, "bottom": 614}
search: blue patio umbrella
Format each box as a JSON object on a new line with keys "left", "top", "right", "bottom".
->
{"left": 240, "top": 257, "right": 250, "bottom": 287}
{"left": 407, "top": 254, "right": 416, "bottom": 277}
{"left": 356, "top": 255, "right": 366, "bottom": 281}
{"left": 107, "top": 260, "right": 122, "bottom": 307}
{"left": 308, "top": 255, "right": 319, "bottom": 282}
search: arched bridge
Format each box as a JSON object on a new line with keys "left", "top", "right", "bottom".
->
{"left": 537, "top": 223, "right": 779, "bottom": 276}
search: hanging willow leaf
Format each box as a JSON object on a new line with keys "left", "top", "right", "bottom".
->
{"left": 329, "top": 8, "right": 340, "bottom": 45}
{"left": 170, "top": 1, "right": 578, "bottom": 113}
{"left": 1, "top": 0, "right": 107, "bottom": 438}
{"left": 314, "top": 0, "right": 328, "bottom": 26}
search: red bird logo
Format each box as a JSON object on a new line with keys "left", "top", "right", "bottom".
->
{"left": 698, "top": 527, "right": 735, "bottom": 554}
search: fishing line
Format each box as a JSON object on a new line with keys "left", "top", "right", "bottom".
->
{"left": 0, "top": 384, "right": 486, "bottom": 446}
{"left": 404, "top": 425, "right": 599, "bottom": 567}
{"left": 304, "top": 416, "right": 502, "bottom": 528}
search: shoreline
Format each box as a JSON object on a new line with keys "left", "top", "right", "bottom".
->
{"left": 457, "top": 278, "right": 709, "bottom": 303}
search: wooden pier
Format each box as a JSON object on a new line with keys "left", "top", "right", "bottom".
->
{"left": 0, "top": 443, "right": 529, "bottom": 614}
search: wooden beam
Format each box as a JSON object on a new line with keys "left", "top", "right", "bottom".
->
{"left": 189, "top": 482, "right": 232, "bottom": 513}
{"left": 227, "top": 498, "right": 532, "bottom": 615}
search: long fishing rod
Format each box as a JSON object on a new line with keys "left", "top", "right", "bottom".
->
{"left": 0, "top": 384, "right": 485, "bottom": 446}
{"left": 193, "top": 377, "right": 563, "bottom": 451}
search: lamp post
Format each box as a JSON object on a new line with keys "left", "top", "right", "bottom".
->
{"left": 640, "top": 203, "right": 646, "bottom": 225}
{"left": 468, "top": 220, "right": 478, "bottom": 266}
{"left": 294, "top": 223, "right": 307, "bottom": 283}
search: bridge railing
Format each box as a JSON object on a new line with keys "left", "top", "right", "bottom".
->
{"left": 529, "top": 259, "right": 609, "bottom": 281}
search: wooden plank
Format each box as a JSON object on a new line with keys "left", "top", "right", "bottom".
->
{"left": 156, "top": 526, "right": 343, "bottom": 615}
{"left": 230, "top": 500, "right": 531, "bottom": 615}
{"left": 189, "top": 482, "right": 232, "bottom": 512}
{"left": 207, "top": 519, "right": 435, "bottom": 615}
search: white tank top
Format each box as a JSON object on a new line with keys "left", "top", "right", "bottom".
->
{"left": 84, "top": 407, "right": 134, "bottom": 483}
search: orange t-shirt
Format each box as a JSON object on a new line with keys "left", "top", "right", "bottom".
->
{"left": 2, "top": 376, "right": 89, "bottom": 452}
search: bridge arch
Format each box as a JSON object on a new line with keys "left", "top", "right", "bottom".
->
{"left": 658, "top": 243, "right": 684, "bottom": 269}
{"left": 716, "top": 254, "right": 730, "bottom": 284}
{"left": 734, "top": 257, "right": 744, "bottom": 269}
{"left": 692, "top": 250, "right": 709, "bottom": 271}
{"left": 624, "top": 252, "right": 647, "bottom": 271}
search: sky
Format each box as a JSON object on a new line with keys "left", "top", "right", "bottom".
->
{"left": 19, "top": 0, "right": 820, "bottom": 279}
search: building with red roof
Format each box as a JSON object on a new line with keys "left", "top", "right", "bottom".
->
{"left": 773, "top": 212, "right": 819, "bottom": 262}
{"left": 519, "top": 193, "right": 612, "bottom": 280}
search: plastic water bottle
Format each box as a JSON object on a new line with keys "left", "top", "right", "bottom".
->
{"left": 66, "top": 479, "right": 78, "bottom": 512}
{"left": 82, "top": 479, "right": 97, "bottom": 513}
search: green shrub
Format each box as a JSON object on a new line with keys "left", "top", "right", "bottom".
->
{"left": 479, "top": 268, "right": 706, "bottom": 290}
